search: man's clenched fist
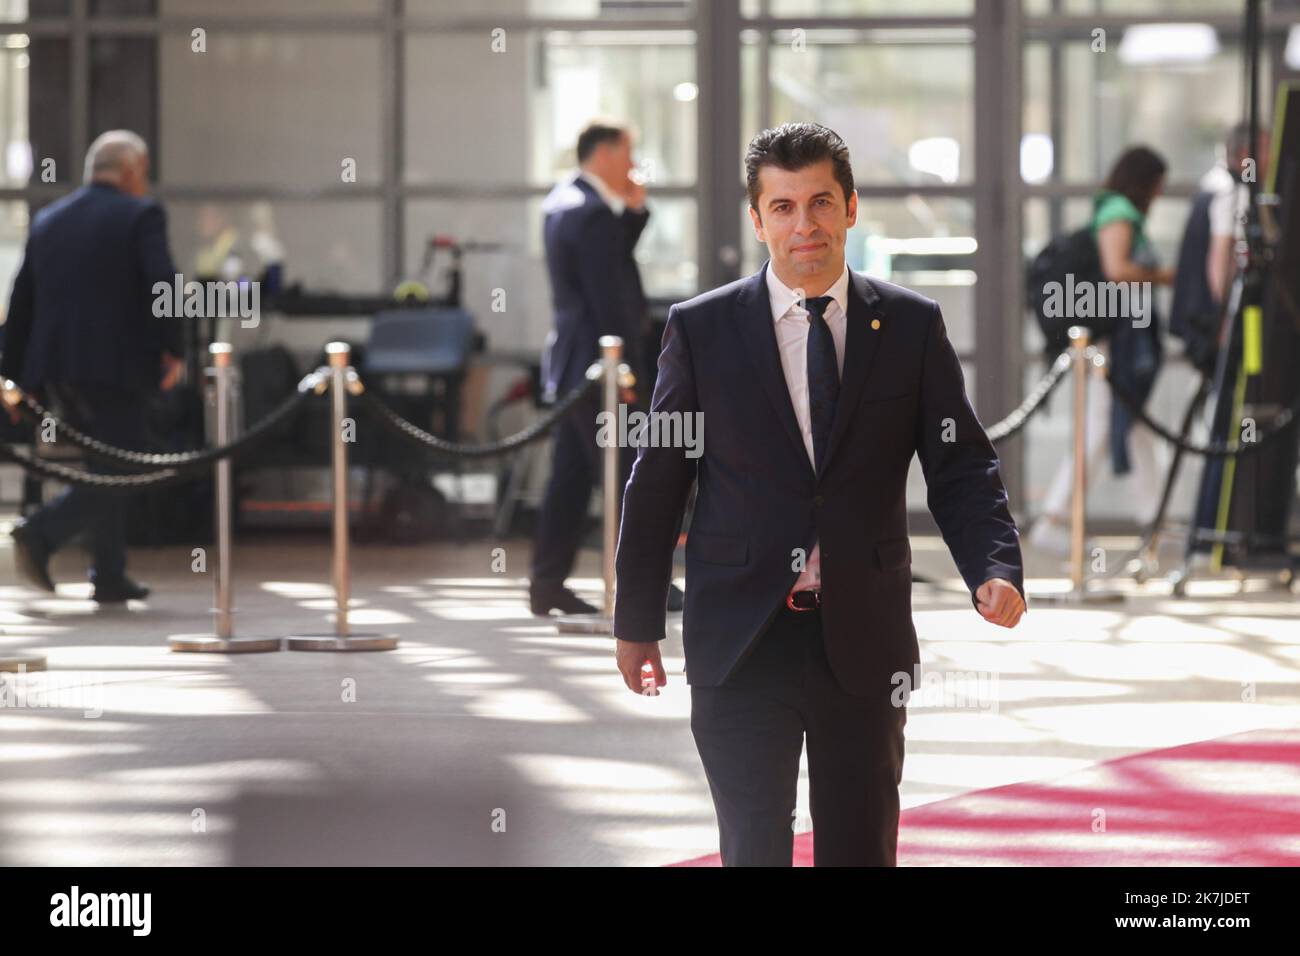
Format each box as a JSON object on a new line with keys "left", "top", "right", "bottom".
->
{"left": 615, "top": 638, "right": 666, "bottom": 694}
{"left": 975, "top": 578, "right": 1025, "bottom": 628}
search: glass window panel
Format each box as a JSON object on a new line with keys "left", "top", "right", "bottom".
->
{"left": 1021, "top": 41, "right": 1053, "bottom": 184}
{"left": 90, "top": 36, "right": 157, "bottom": 172}
{"left": 1061, "top": 0, "right": 1246, "bottom": 13}
{"left": 1023, "top": 196, "right": 1050, "bottom": 261}
{"left": 91, "top": 0, "right": 155, "bottom": 15}
{"left": 404, "top": 0, "right": 693, "bottom": 18}
{"left": 158, "top": 33, "right": 383, "bottom": 187}
{"left": 10, "top": 36, "right": 70, "bottom": 188}
{"left": 0, "top": 201, "right": 28, "bottom": 298}
{"left": 766, "top": 31, "right": 974, "bottom": 185}
{"left": 1022, "top": 197, "right": 1050, "bottom": 353}
{"left": 770, "top": 0, "right": 972, "bottom": 14}
{"left": 741, "top": 30, "right": 761, "bottom": 161}
{"left": 741, "top": 195, "right": 975, "bottom": 352}
{"left": 158, "top": 0, "right": 381, "bottom": 15}
{"left": 1024, "top": 0, "right": 1247, "bottom": 11}
{"left": 168, "top": 199, "right": 384, "bottom": 295}
{"left": 1059, "top": 39, "right": 1266, "bottom": 184}
{"left": 2, "top": 1, "right": 70, "bottom": 20}
{"left": 406, "top": 196, "right": 696, "bottom": 356}
{"left": 406, "top": 31, "right": 695, "bottom": 188}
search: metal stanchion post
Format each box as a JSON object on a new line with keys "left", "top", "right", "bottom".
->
{"left": 287, "top": 342, "right": 398, "bottom": 651}
{"left": 1069, "top": 327, "right": 1089, "bottom": 594}
{"left": 601, "top": 338, "right": 620, "bottom": 618}
{"left": 1, "top": 378, "right": 47, "bottom": 671}
{"left": 171, "top": 343, "right": 281, "bottom": 653}
{"left": 1037, "top": 326, "right": 1124, "bottom": 605}
{"left": 556, "top": 336, "right": 623, "bottom": 635}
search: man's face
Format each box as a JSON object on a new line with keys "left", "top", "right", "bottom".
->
{"left": 598, "top": 132, "right": 635, "bottom": 186}
{"left": 121, "top": 153, "right": 150, "bottom": 197}
{"left": 748, "top": 158, "right": 857, "bottom": 283}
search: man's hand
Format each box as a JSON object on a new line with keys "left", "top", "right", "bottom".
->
{"left": 975, "top": 578, "right": 1025, "bottom": 628}
{"left": 160, "top": 352, "right": 184, "bottom": 391}
{"left": 1, "top": 379, "right": 22, "bottom": 425}
{"left": 615, "top": 638, "right": 665, "bottom": 694}
{"left": 621, "top": 172, "right": 647, "bottom": 211}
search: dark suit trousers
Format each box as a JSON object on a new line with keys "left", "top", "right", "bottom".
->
{"left": 24, "top": 382, "right": 150, "bottom": 584}
{"left": 531, "top": 390, "right": 636, "bottom": 591}
{"left": 690, "top": 601, "right": 907, "bottom": 866}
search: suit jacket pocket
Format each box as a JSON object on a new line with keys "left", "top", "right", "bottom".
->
{"left": 688, "top": 531, "right": 749, "bottom": 567}
{"left": 875, "top": 536, "right": 912, "bottom": 570}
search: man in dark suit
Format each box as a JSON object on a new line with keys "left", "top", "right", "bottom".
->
{"left": 613, "top": 123, "right": 1026, "bottom": 866}
{"left": 2, "top": 130, "right": 184, "bottom": 603}
{"left": 530, "top": 120, "right": 683, "bottom": 616}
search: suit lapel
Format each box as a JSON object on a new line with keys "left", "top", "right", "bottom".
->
{"left": 821, "top": 269, "right": 885, "bottom": 477}
{"left": 734, "top": 261, "right": 813, "bottom": 479}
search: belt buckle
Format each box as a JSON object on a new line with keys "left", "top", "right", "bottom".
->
{"left": 786, "top": 589, "right": 820, "bottom": 612}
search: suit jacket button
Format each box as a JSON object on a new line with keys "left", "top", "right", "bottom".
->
{"left": 814, "top": 495, "right": 824, "bottom": 506}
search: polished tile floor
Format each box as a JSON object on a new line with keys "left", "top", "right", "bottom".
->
{"left": 0, "top": 522, "right": 1296, "bottom": 865}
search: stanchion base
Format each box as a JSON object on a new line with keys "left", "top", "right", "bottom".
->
{"left": 285, "top": 633, "right": 399, "bottom": 652}
{"left": 553, "top": 614, "right": 614, "bottom": 635}
{"left": 169, "top": 635, "right": 283, "bottom": 654}
{"left": 0, "top": 655, "right": 46, "bottom": 673}
{"left": 1030, "top": 588, "right": 1127, "bottom": 606}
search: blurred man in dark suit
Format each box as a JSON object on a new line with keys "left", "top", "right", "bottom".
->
{"left": 1, "top": 130, "right": 184, "bottom": 602}
{"left": 530, "top": 119, "right": 682, "bottom": 615}
{"left": 613, "top": 123, "right": 1025, "bottom": 865}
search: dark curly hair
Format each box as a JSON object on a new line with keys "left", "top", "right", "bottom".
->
{"left": 745, "top": 122, "right": 855, "bottom": 218}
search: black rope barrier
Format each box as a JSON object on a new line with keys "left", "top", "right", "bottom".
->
{"left": 986, "top": 350, "right": 1072, "bottom": 444}
{"left": 355, "top": 367, "right": 602, "bottom": 460}
{"left": 1103, "top": 368, "right": 1300, "bottom": 458}
{"left": 9, "top": 342, "right": 1296, "bottom": 497}
{"left": 3, "top": 367, "right": 329, "bottom": 473}
{"left": 0, "top": 443, "right": 188, "bottom": 491}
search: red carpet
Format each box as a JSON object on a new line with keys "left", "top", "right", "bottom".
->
{"left": 670, "top": 729, "right": 1300, "bottom": 866}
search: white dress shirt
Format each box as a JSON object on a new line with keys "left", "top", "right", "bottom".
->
{"left": 577, "top": 169, "right": 627, "bottom": 216}
{"left": 766, "top": 261, "right": 850, "bottom": 596}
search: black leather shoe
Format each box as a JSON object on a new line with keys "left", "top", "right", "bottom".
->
{"left": 667, "top": 582, "right": 684, "bottom": 612}
{"left": 530, "top": 585, "right": 599, "bottom": 617}
{"left": 11, "top": 520, "right": 55, "bottom": 592}
{"left": 92, "top": 577, "right": 150, "bottom": 604}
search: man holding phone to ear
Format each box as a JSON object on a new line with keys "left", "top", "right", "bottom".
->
{"left": 531, "top": 119, "right": 685, "bottom": 618}
{"left": 613, "top": 123, "right": 1025, "bottom": 866}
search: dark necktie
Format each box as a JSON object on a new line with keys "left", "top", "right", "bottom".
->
{"left": 803, "top": 295, "right": 839, "bottom": 474}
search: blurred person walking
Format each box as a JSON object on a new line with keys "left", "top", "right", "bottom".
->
{"left": 1030, "top": 146, "right": 1175, "bottom": 556}
{"left": 1, "top": 130, "right": 184, "bottom": 602}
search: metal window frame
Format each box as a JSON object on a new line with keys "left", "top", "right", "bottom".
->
{"left": 8, "top": 0, "right": 1300, "bottom": 512}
